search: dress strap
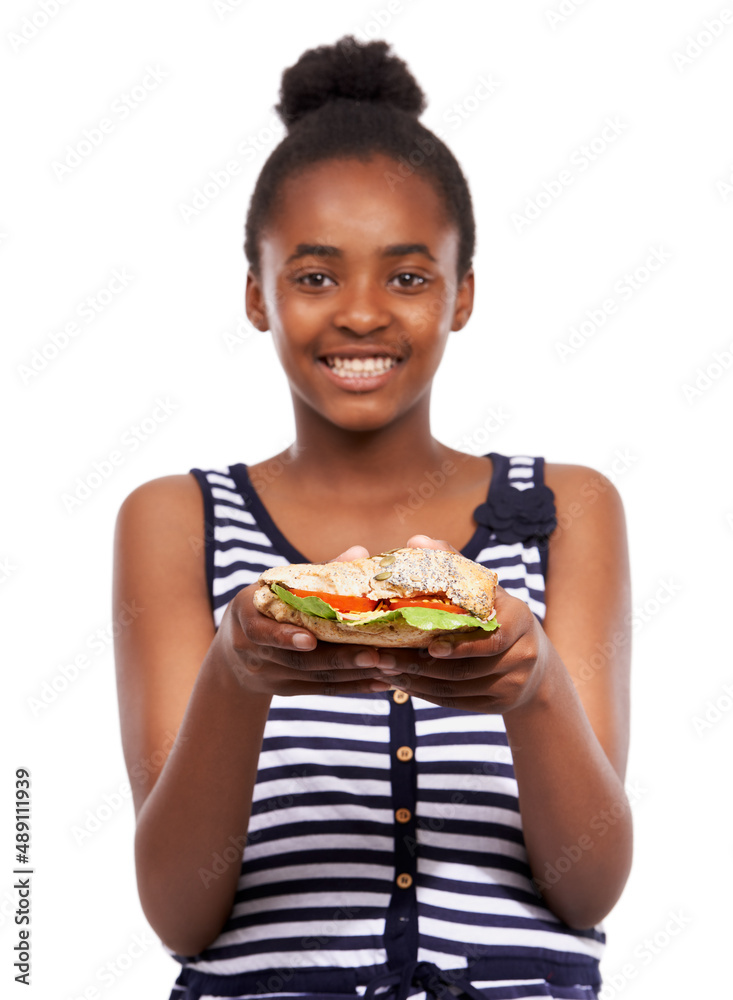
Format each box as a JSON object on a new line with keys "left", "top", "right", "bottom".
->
{"left": 473, "top": 453, "right": 557, "bottom": 546}
{"left": 188, "top": 466, "right": 219, "bottom": 615}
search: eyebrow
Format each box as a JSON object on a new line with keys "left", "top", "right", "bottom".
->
{"left": 285, "top": 242, "right": 437, "bottom": 264}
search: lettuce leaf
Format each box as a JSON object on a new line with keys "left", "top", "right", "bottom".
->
{"left": 271, "top": 584, "right": 339, "bottom": 620}
{"left": 271, "top": 583, "right": 499, "bottom": 632}
{"left": 396, "top": 605, "right": 499, "bottom": 632}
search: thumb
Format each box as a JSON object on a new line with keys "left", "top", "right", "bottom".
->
{"left": 405, "top": 534, "right": 459, "bottom": 553}
{"left": 328, "top": 544, "right": 371, "bottom": 563}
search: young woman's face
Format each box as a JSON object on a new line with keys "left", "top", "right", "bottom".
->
{"left": 246, "top": 153, "right": 474, "bottom": 432}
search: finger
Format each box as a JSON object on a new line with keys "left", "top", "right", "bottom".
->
{"left": 426, "top": 625, "right": 511, "bottom": 660}
{"left": 421, "top": 582, "right": 526, "bottom": 659}
{"left": 374, "top": 645, "right": 478, "bottom": 678}
{"left": 244, "top": 660, "right": 392, "bottom": 686}
{"left": 243, "top": 582, "right": 394, "bottom": 660}
{"left": 377, "top": 667, "right": 506, "bottom": 701}
{"left": 273, "top": 675, "right": 394, "bottom": 697}
{"left": 239, "top": 584, "right": 320, "bottom": 651}
{"left": 240, "top": 587, "right": 327, "bottom": 655}
{"left": 301, "top": 665, "right": 393, "bottom": 686}
{"left": 405, "top": 534, "right": 459, "bottom": 553}
{"left": 375, "top": 645, "right": 502, "bottom": 684}
{"left": 291, "top": 643, "right": 386, "bottom": 672}
{"left": 227, "top": 658, "right": 394, "bottom": 696}
{"left": 240, "top": 636, "right": 391, "bottom": 675}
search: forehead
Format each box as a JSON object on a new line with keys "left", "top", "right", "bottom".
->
{"left": 262, "top": 154, "right": 458, "bottom": 264}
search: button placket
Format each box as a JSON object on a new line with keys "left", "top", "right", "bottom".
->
{"left": 383, "top": 678, "right": 418, "bottom": 965}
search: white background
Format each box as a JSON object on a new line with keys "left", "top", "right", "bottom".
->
{"left": 2, "top": 0, "right": 732, "bottom": 997}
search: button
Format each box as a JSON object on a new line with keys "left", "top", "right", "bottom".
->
{"left": 396, "top": 873, "right": 413, "bottom": 889}
{"left": 396, "top": 745, "right": 413, "bottom": 762}
{"left": 395, "top": 808, "right": 411, "bottom": 824}
{"left": 393, "top": 690, "right": 409, "bottom": 704}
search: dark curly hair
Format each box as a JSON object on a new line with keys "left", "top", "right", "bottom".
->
{"left": 243, "top": 35, "right": 476, "bottom": 283}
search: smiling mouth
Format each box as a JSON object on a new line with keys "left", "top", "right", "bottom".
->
{"left": 320, "top": 355, "right": 402, "bottom": 379}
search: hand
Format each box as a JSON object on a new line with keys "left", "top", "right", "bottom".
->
{"left": 215, "top": 544, "right": 393, "bottom": 698}
{"left": 371, "top": 534, "right": 551, "bottom": 714}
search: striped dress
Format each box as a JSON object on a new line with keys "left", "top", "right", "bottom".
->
{"left": 167, "top": 452, "right": 605, "bottom": 1000}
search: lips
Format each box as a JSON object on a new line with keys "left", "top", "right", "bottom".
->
{"left": 325, "top": 355, "right": 398, "bottom": 375}
{"left": 317, "top": 355, "right": 403, "bottom": 390}
{"left": 315, "top": 343, "right": 407, "bottom": 391}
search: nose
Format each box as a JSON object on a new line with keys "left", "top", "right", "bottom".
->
{"left": 331, "top": 277, "right": 391, "bottom": 336}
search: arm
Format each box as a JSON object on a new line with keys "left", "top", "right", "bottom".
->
{"left": 113, "top": 475, "right": 274, "bottom": 957}
{"left": 388, "top": 471, "right": 632, "bottom": 929}
{"left": 114, "top": 481, "right": 388, "bottom": 955}
{"left": 500, "top": 463, "right": 633, "bottom": 929}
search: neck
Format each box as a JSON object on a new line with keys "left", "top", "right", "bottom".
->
{"left": 280, "top": 388, "right": 454, "bottom": 500}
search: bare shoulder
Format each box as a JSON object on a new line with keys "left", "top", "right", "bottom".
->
{"left": 541, "top": 459, "right": 630, "bottom": 590}
{"left": 544, "top": 462, "right": 627, "bottom": 549}
{"left": 544, "top": 462, "right": 625, "bottom": 510}
{"left": 114, "top": 473, "right": 209, "bottom": 575}
{"left": 113, "top": 473, "right": 208, "bottom": 602}
{"left": 116, "top": 472, "right": 203, "bottom": 528}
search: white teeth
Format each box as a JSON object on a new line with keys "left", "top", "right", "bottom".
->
{"left": 325, "top": 355, "right": 397, "bottom": 378}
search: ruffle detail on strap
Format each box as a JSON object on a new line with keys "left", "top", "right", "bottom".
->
{"left": 473, "top": 482, "right": 557, "bottom": 545}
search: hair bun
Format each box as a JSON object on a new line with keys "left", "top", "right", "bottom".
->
{"left": 275, "top": 35, "right": 426, "bottom": 129}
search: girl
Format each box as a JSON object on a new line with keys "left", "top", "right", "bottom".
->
{"left": 113, "top": 36, "right": 632, "bottom": 1000}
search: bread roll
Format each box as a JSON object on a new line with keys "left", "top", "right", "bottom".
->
{"left": 252, "top": 547, "right": 498, "bottom": 647}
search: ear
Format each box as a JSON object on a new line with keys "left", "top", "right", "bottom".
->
{"left": 451, "top": 267, "right": 475, "bottom": 332}
{"left": 245, "top": 270, "right": 270, "bottom": 332}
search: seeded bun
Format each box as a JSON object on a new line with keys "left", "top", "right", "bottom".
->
{"left": 275, "top": 35, "right": 426, "bottom": 130}
{"left": 252, "top": 547, "right": 498, "bottom": 648}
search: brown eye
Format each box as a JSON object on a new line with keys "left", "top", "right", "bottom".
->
{"left": 392, "top": 272, "right": 427, "bottom": 289}
{"left": 297, "top": 272, "right": 335, "bottom": 288}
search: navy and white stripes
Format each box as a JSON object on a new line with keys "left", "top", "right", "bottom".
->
{"left": 167, "top": 454, "right": 604, "bottom": 1000}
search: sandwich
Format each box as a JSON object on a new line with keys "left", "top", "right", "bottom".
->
{"left": 252, "top": 546, "right": 499, "bottom": 648}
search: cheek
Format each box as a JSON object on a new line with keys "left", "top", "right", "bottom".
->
{"left": 272, "top": 283, "right": 327, "bottom": 334}
{"left": 265, "top": 293, "right": 308, "bottom": 357}
{"left": 403, "top": 292, "right": 455, "bottom": 342}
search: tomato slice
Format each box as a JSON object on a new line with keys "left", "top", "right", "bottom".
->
{"left": 288, "top": 588, "right": 378, "bottom": 613}
{"left": 387, "top": 598, "right": 471, "bottom": 614}
{"left": 286, "top": 588, "right": 470, "bottom": 616}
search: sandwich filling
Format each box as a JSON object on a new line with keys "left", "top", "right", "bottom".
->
{"left": 270, "top": 583, "right": 499, "bottom": 632}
